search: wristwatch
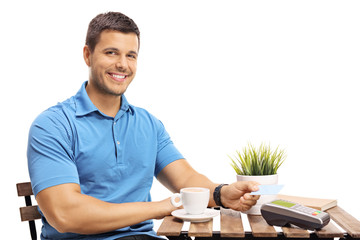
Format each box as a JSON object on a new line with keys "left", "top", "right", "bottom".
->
{"left": 213, "top": 184, "right": 228, "bottom": 208}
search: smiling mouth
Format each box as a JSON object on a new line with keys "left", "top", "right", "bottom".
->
{"left": 108, "top": 72, "right": 127, "bottom": 81}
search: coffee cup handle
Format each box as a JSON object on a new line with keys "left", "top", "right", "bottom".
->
{"left": 170, "top": 193, "right": 182, "bottom": 207}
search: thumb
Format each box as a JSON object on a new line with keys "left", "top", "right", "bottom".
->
{"left": 235, "top": 181, "right": 260, "bottom": 193}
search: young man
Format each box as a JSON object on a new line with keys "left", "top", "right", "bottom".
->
{"left": 27, "top": 12, "right": 259, "bottom": 240}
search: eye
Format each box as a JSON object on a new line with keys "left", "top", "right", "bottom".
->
{"left": 106, "top": 51, "right": 117, "bottom": 55}
{"left": 127, "top": 54, "right": 137, "bottom": 59}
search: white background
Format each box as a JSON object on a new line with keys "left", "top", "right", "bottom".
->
{"left": 1, "top": 0, "right": 359, "bottom": 238}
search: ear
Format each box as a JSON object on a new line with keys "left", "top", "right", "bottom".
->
{"left": 83, "top": 45, "right": 91, "bottom": 67}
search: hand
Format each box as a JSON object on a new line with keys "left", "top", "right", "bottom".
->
{"left": 154, "top": 197, "right": 179, "bottom": 219}
{"left": 220, "top": 181, "right": 260, "bottom": 212}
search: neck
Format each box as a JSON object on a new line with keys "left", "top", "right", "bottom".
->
{"left": 86, "top": 83, "right": 121, "bottom": 118}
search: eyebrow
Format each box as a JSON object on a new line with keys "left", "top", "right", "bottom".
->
{"left": 103, "top": 47, "right": 138, "bottom": 56}
{"left": 129, "top": 50, "right": 138, "bottom": 56}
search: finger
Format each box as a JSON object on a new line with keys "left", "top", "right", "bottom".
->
{"left": 237, "top": 197, "right": 256, "bottom": 212}
{"left": 240, "top": 196, "right": 258, "bottom": 206}
{"left": 249, "top": 181, "right": 260, "bottom": 192}
{"left": 243, "top": 193, "right": 260, "bottom": 200}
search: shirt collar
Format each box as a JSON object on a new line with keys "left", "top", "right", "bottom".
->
{"left": 75, "top": 81, "right": 134, "bottom": 117}
{"left": 119, "top": 94, "right": 133, "bottom": 115}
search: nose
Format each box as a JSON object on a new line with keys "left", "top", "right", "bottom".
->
{"left": 115, "top": 55, "right": 128, "bottom": 71}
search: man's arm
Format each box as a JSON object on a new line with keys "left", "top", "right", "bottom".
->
{"left": 36, "top": 183, "right": 177, "bottom": 234}
{"left": 157, "top": 159, "right": 260, "bottom": 212}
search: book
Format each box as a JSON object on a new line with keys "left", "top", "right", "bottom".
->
{"left": 277, "top": 194, "right": 337, "bottom": 211}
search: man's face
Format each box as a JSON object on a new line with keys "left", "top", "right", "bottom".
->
{"left": 84, "top": 30, "right": 139, "bottom": 97}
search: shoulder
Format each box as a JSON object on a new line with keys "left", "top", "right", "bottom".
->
{"left": 33, "top": 97, "right": 75, "bottom": 123}
{"left": 129, "top": 104, "right": 165, "bottom": 128}
{"left": 131, "top": 104, "right": 156, "bottom": 118}
{"left": 29, "top": 97, "right": 77, "bottom": 139}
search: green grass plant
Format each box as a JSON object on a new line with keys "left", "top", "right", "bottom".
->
{"left": 229, "top": 143, "right": 286, "bottom": 176}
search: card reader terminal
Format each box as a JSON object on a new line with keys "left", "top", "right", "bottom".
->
{"left": 261, "top": 199, "right": 330, "bottom": 230}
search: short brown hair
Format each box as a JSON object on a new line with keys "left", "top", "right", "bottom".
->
{"left": 85, "top": 12, "right": 140, "bottom": 52}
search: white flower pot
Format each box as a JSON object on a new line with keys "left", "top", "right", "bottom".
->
{"left": 237, "top": 174, "right": 278, "bottom": 215}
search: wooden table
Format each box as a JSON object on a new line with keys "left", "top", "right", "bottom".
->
{"left": 157, "top": 206, "right": 360, "bottom": 239}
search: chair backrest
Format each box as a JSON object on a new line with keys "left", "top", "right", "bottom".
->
{"left": 17, "top": 182, "right": 41, "bottom": 240}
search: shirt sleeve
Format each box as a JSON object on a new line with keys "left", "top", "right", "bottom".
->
{"left": 27, "top": 109, "right": 79, "bottom": 197}
{"left": 154, "top": 120, "right": 184, "bottom": 176}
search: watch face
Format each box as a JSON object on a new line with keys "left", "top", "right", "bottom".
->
{"left": 271, "top": 200, "right": 296, "bottom": 208}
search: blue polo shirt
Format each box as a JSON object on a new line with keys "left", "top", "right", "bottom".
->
{"left": 27, "top": 81, "right": 184, "bottom": 240}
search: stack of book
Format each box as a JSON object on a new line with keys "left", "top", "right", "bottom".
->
{"left": 277, "top": 194, "right": 337, "bottom": 211}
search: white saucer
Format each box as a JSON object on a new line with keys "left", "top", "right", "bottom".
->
{"left": 171, "top": 209, "right": 219, "bottom": 222}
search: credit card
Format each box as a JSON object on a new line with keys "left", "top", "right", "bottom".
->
{"left": 250, "top": 184, "right": 284, "bottom": 195}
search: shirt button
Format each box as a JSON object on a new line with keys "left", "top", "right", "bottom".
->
{"left": 114, "top": 122, "right": 116, "bottom": 125}
{"left": 117, "top": 141, "right": 120, "bottom": 145}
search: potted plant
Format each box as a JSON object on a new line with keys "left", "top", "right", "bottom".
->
{"left": 229, "top": 143, "right": 286, "bottom": 215}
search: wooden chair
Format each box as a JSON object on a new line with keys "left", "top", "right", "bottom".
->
{"left": 17, "top": 182, "right": 42, "bottom": 240}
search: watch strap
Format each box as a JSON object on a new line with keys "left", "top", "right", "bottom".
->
{"left": 213, "top": 183, "right": 228, "bottom": 208}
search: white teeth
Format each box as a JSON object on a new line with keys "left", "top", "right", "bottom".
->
{"left": 112, "top": 74, "right": 125, "bottom": 79}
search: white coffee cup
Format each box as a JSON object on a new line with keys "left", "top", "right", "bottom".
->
{"left": 170, "top": 187, "right": 210, "bottom": 215}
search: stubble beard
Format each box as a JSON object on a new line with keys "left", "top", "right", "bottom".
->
{"left": 91, "top": 71, "right": 127, "bottom": 97}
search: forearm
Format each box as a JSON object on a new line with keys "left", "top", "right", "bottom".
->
{"left": 181, "top": 172, "right": 219, "bottom": 207}
{"left": 37, "top": 184, "right": 174, "bottom": 235}
{"left": 157, "top": 160, "right": 220, "bottom": 207}
{"left": 61, "top": 196, "right": 167, "bottom": 234}
{"left": 179, "top": 175, "right": 260, "bottom": 211}
{"left": 158, "top": 160, "right": 260, "bottom": 212}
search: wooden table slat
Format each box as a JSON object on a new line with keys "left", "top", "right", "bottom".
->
{"left": 282, "top": 224, "right": 310, "bottom": 238}
{"left": 157, "top": 205, "right": 360, "bottom": 239}
{"left": 157, "top": 216, "right": 184, "bottom": 236}
{"left": 220, "top": 208, "right": 245, "bottom": 237}
{"left": 247, "top": 215, "right": 278, "bottom": 238}
{"left": 188, "top": 220, "right": 213, "bottom": 237}
{"left": 315, "top": 221, "right": 344, "bottom": 238}
{"left": 326, "top": 206, "right": 360, "bottom": 238}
